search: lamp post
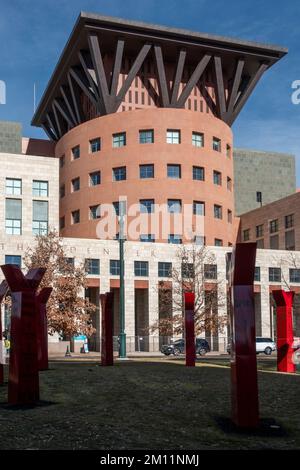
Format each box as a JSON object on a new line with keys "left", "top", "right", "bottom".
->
{"left": 118, "top": 201, "right": 126, "bottom": 358}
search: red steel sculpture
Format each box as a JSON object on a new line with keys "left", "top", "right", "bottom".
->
{"left": 184, "top": 292, "right": 196, "bottom": 367}
{"left": 36, "top": 287, "right": 52, "bottom": 371}
{"left": 228, "top": 242, "right": 259, "bottom": 428}
{"left": 0, "top": 280, "right": 8, "bottom": 385}
{"left": 100, "top": 292, "right": 114, "bottom": 366}
{"left": 0, "top": 265, "right": 46, "bottom": 405}
{"left": 272, "top": 290, "right": 295, "bottom": 373}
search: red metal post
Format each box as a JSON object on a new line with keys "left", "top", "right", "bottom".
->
{"left": 184, "top": 292, "right": 195, "bottom": 367}
{"left": 228, "top": 243, "right": 259, "bottom": 428}
{"left": 36, "top": 287, "right": 52, "bottom": 371}
{"left": 272, "top": 290, "right": 295, "bottom": 373}
{"left": 100, "top": 292, "right": 114, "bottom": 366}
{"left": 0, "top": 280, "right": 8, "bottom": 385}
{"left": 0, "top": 265, "right": 45, "bottom": 405}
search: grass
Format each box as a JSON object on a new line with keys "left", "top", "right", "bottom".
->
{"left": 0, "top": 359, "right": 300, "bottom": 450}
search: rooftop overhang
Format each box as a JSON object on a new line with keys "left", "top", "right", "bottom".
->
{"left": 32, "top": 12, "right": 288, "bottom": 140}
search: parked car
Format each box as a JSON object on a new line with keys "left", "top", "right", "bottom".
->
{"left": 227, "top": 337, "right": 276, "bottom": 355}
{"left": 161, "top": 338, "right": 210, "bottom": 356}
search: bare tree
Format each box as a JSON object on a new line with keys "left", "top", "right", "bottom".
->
{"left": 150, "top": 245, "right": 227, "bottom": 336}
{"left": 23, "top": 230, "right": 96, "bottom": 338}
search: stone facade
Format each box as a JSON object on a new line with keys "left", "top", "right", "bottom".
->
{"left": 233, "top": 148, "right": 296, "bottom": 215}
{"left": 0, "top": 121, "right": 22, "bottom": 154}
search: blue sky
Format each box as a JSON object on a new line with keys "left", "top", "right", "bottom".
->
{"left": 0, "top": 0, "right": 300, "bottom": 184}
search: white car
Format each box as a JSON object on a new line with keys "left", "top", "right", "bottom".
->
{"left": 227, "top": 337, "right": 276, "bottom": 355}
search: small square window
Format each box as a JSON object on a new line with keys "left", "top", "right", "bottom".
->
{"left": 89, "top": 171, "right": 101, "bottom": 186}
{"left": 290, "top": 268, "right": 300, "bottom": 283}
{"left": 139, "top": 130, "right": 154, "bottom": 144}
{"left": 212, "top": 137, "right": 221, "bottom": 152}
{"left": 140, "top": 234, "right": 155, "bottom": 242}
{"left": 270, "top": 219, "right": 279, "bottom": 234}
{"left": 140, "top": 164, "right": 154, "bottom": 179}
{"left": 72, "top": 210, "right": 80, "bottom": 224}
{"left": 110, "top": 260, "right": 120, "bottom": 276}
{"left": 243, "top": 229, "right": 250, "bottom": 241}
{"left": 214, "top": 239, "right": 223, "bottom": 247}
{"left": 285, "top": 214, "right": 294, "bottom": 229}
{"left": 166, "top": 129, "right": 180, "bottom": 144}
{"left": 6, "top": 178, "right": 22, "bottom": 196}
{"left": 214, "top": 205, "right": 222, "bottom": 219}
{"left": 134, "top": 261, "right": 149, "bottom": 277}
{"left": 192, "top": 132, "right": 204, "bottom": 147}
{"left": 168, "top": 234, "right": 182, "bottom": 244}
{"left": 33, "top": 180, "right": 48, "bottom": 197}
{"left": 85, "top": 259, "right": 100, "bottom": 275}
{"left": 113, "top": 167, "right": 126, "bottom": 181}
{"left": 269, "top": 267, "right": 281, "bottom": 283}
{"left": 90, "top": 138, "right": 101, "bottom": 153}
{"left": 168, "top": 199, "right": 182, "bottom": 214}
{"left": 113, "top": 132, "right": 126, "bottom": 148}
{"left": 167, "top": 164, "right": 181, "bottom": 179}
{"left": 193, "top": 201, "right": 205, "bottom": 216}
{"left": 72, "top": 145, "right": 80, "bottom": 159}
{"left": 90, "top": 205, "right": 101, "bottom": 220}
{"left": 193, "top": 166, "right": 205, "bottom": 181}
{"left": 213, "top": 171, "right": 222, "bottom": 186}
{"left": 204, "top": 264, "right": 217, "bottom": 280}
{"left": 256, "top": 224, "right": 264, "bottom": 238}
{"left": 158, "top": 262, "right": 172, "bottom": 277}
{"left": 140, "top": 199, "right": 154, "bottom": 214}
{"left": 71, "top": 177, "right": 80, "bottom": 192}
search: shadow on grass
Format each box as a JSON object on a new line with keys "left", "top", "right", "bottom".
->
{"left": 214, "top": 416, "right": 289, "bottom": 439}
{"left": 0, "top": 400, "right": 59, "bottom": 411}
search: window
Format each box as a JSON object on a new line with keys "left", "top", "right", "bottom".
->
{"left": 71, "top": 177, "right": 80, "bottom": 192}
{"left": 90, "top": 205, "right": 101, "bottom": 220}
{"left": 192, "top": 132, "right": 204, "bottom": 147}
{"left": 193, "top": 201, "right": 205, "bottom": 216}
{"left": 215, "top": 239, "right": 223, "bottom": 246}
{"left": 32, "top": 200, "right": 48, "bottom": 235}
{"left": 113, "top": 166, "right": 126, "bottom": 181}
{"left": 212, "top": 137, "right": 221, "bottom": 152}
{"left": 85, "top": 259, "right": 100, "bottom": 275}
{"left": 270, "top": 219, "right": 278, "bottom": 233}
{"left": 193, "top": 166, "right": 204, "bottom": 181}
{"left": 89, "top": 171, "right": 101, "bottom": 186}
{"left": 256, "top": 224, "right": 264, "bottom": 238}
{"left": 112, "top": 132, "right": 126, "bottom": 148}
{"left": 64, "top": 258, "right": 75, "bottom": 268}
{"left": 226, "top": 144, "right": 231, "bottom": 158}
{"left": 269, "top": 267, "right": 281, "bottom": 283}
{"left": 166, "top": 129, "right": 180, "bottom": 144}
{"left": 257, "top": 239, "right": 264, "bottom": 249}
{"left": 290, "top": 269, "right": 300, "bottom": 283}
{"left": 227, "top": 177, "right": 232, "bottom": 191}
{"left": 285, "top": 230, "right": 295, "bottom": 251}
{"left": 182, "top": 263, "right": 194, "bottom": 279}
{"left": 243, "top": 229, "right": 250, "bottom": 241}
{"left": 72, "top": 145, "right": 80, "bottom": 159}
{"left": 5, "top": 199, "right": 22, "bottom": 235}
{"left": 285, "top": 214, "right": 294, "bottom": 229}
{"left": 254, "top": 267, "right": 261, "bottom": 282}
{"left": 5, "top": 255, "right": 21, "bottom": 267}
{"left": 213, "top": 171, "right": 222, "bottom": 186}
{"left": 113, "top": 201, "right": 126, "bottom": 217}
{"left": 194, "top": 235, "right": 205, "bottom": 246}
{"left": 140, "top": 234, "right": 155, "bottom": 242}
{"left": 134, "top": 261, "right": 149, "bottom": 277}
{"left": 60, "top": 155, "right": 65, "bottom": 168}
{"left": 6, "top": 178, "right": 22, "bottom": 195}
{"left": 60, "top": 184, "right": 65, "bottom": 199}
{"left": 72, "top": 210, "right": 80, "bottom": 224}
{"left": 168, "top": 234, "right": 182, "bottom": 244}
{"left": 167, "top": 164, "right": 181, "bottom": 179}
{"left": 89, "top": 138, "right": 101, "bottom": 153}
{"left": 140, "top": 164, "right": 154, "bottom": 179}
{"left": 228, "top": 210, "right": 232, "bottom": 223}
{"left": 158, "top": 262, "right": 172, "bottom": 277}
{"left": 168, "top": 199, "right": 182, "bottom": 213}
{"left": 59, "top": 216, "right": 65, "bottom": 229}
{"left": 270, "top": 235, "right": 279, "bottom": 250}
{"left": 140, "top": 199, "right": 154, "bottom": 214}
{"left": 110, "top": 260, "right": 120, "bottom": 276}
{"left": 139, "top": 129, "right": 154, "bottom": 144}
{"left": 214, "top": 204, "right": 222, "bottom": 219}
{"left": 204, "top": 264, "right": 217, "bottom": 280}
{"left": 33, "top": 180, "right": 48, "bottom": 197}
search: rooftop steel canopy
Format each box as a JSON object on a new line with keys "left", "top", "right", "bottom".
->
{"left": 32, "top": 12, "right": 287, "bottom": 140}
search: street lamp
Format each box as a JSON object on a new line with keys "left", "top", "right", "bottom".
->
{"left": 118, "top": 200, "right": 126, "bottom": 358}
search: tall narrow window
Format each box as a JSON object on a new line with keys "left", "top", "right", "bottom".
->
{"left": 72, "top": 145, "right": 80, "bottom": 159}
{"left": 32, "top": 200, "right": 48, "bottom": 235}
{"left": 212, "top": 137, "right": 221, "bottom": 152}
{"left": 5, "top": 198, "right": 22, "bottom": 235}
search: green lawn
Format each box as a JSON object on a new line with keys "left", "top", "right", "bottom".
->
{"left": 0, "top": 359, "right": 299, "bottom": 450}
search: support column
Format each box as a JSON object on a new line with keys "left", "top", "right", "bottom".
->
{"left": 184, "top": 292, "right": 195, "bottom": 367}
{"left": 228, "top": 243, "right": 259, "bottom": 428}
{"left": 100, "top": 292, "right": 114, "bottom": 366}
{"left": 0, "top": 281, "right": 8, "bottom": 385}
{"left": 272, "top": 290, "right": 295, "bottom": 373}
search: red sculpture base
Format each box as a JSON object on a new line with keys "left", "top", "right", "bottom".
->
{"left": 1, "top": 265, "right": 45, "bottom": 405}
{"left": 228, "top": 243, "right": 259, "bottom": 428}
{"left": 100, "top": 292, "right": 114, "bottom": 366}
{"left": 184, "top": 292, "right": 195, "bottom": 367}
{"left": 0, "top": 281, "right": 8, "bottom": 385}
{"left": 272, "top": 290, "right": 295, "bottom": 374}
